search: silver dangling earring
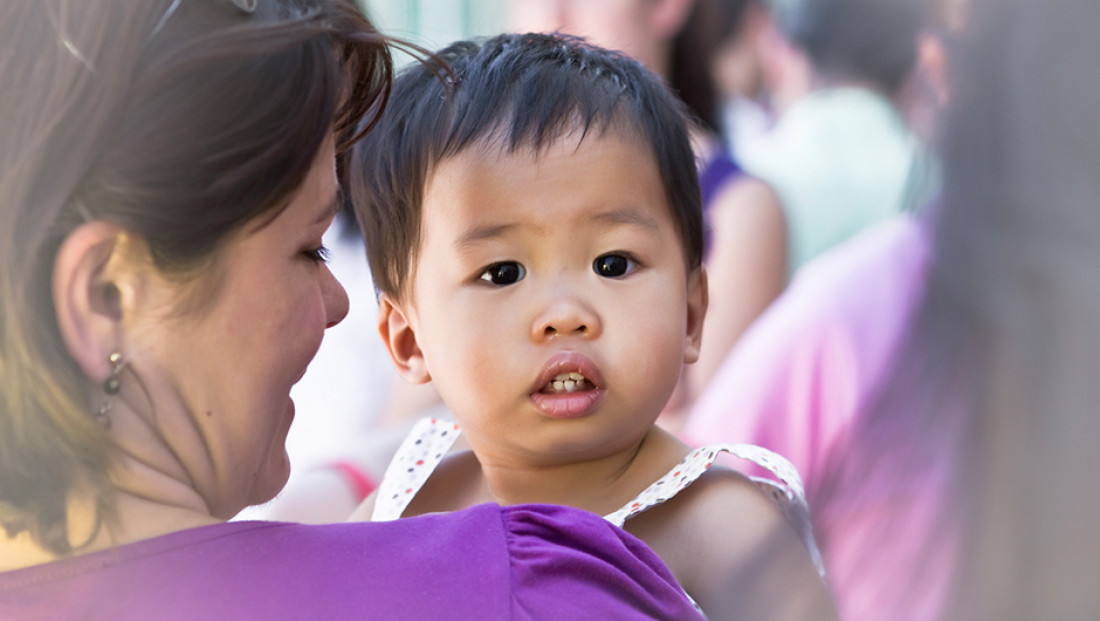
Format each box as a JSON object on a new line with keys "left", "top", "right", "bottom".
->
{"left": 95, "top": 351, "right": 125, "bottom": 428}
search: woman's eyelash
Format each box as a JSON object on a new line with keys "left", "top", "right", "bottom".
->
{"left": 306, "top": 244, "right": 331, "bottom": 263}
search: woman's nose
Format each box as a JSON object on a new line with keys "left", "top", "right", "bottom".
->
{"left": 322, "top": 268, "right": 350, "bottom": 329}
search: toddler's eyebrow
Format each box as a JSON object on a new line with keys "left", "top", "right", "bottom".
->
{"left": 454, "top": 207, "right": 660, "bottom": 249}
{"left": 455, "top": 222, "right": 518, "bottom": 248}
{"left": 588, "top": 208, "right": 661, "bottom": 233}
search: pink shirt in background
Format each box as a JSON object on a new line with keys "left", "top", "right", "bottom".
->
{"left": 683, "top": 214, "right": 958, "bottom": 621}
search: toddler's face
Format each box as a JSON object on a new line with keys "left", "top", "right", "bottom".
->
{"left": 393, "top": 130, "right": 705, "bottom": 466}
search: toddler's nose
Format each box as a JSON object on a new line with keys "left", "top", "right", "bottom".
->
{"left": 531, "top": 294, "right": 600, "bottom": 342}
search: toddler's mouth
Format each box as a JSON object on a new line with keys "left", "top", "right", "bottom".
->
{"left": 530, "top": 354, "right": 605, "bottom": 418}
{"left": 541, "top": 371, "right": 593, "bottom": 394}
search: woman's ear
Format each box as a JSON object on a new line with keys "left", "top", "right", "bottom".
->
{"left": 683, "top": 266, "right": 709, "bottom": 364}
{"left": 377, "top": 293, "right": 431, "bottom": 384}
{"left": 52, "top": 221, "right": 131, "bottom": 383}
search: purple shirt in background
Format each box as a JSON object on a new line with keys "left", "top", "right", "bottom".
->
{"left": 698, "top": 149, "right": 744, "bottom": 260}
{"left": 0, "top": 503, "right": 704, "bottom": 620}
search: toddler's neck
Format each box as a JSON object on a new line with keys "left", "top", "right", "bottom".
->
{"left": 470, "top": 426, "right": 691, "bottom": 516}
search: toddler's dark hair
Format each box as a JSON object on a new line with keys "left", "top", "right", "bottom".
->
{"left": 347, "top": 32, "right": 703, "bottom": 299}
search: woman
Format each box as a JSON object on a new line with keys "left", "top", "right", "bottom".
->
{"left": 669, "top": 0, "right": 788, "bottom": 416}
{"left": 0, "top": 2, "right": 704, "bottom": 619}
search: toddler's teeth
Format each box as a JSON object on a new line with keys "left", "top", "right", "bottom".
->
{"left": 544, "top": 372, "right": 592, "bottom": 393}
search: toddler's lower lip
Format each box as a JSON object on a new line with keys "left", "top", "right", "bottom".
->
{"left": 530, "top": 388, "right": 604, "bottom": 419}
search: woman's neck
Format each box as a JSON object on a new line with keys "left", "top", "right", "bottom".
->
{"left": 91, "top": 489, "right": 222, "bottom": 548}
{"left": 88, "top": 396, "right": 235, "bottom": 542}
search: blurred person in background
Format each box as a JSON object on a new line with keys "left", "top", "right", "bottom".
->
{"left": 745, "top": 0, "right": 933, "bottom": 275}
{"left": 897, "top": 0, "right": 967, "bottom": 149}
{"left": 685, "top": 0, "right": 1100, "bottom": 618}
{"left": 669, "top": 0, "right": 793, "bottom": 426}
{"left": 709, "top": 0, "right": 777, "bottom": 165}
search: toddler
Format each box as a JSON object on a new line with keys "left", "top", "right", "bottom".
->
{"left": 347, "top": 32, "right": 836, "bottom": 620}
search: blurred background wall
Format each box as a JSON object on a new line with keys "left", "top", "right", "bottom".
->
{"left": 361, "top": 0, "right": 507, "bottom": 59}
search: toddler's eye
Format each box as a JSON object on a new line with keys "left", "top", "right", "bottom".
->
{"left": 479, "top": 261, "right": 526, "bottom": 286}
{"left": 593, "top": 254, "right": 636, "bottom": 278}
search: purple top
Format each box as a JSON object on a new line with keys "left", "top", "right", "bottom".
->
{"left": 698, "top": 149, "right": 744, "bottom": 259}
{"left": 0, "top": 503, "right": 704, "bottom": 621}
{"left": 699, "top": 149, "right": 743, "bottom": 211}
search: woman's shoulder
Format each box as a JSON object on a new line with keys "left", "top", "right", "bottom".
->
{"left": 0, "top": 516, "right": 505, "bottom": 619}
{"left": 0, "top": 507, "right": 705, "bottom": 620}
{"left": 489, "top": 503, "right": 706, "bottom": 619}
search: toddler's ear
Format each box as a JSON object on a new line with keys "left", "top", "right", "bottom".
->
{"left": 378, "top": 294, "right": 431, "bottom": 384}
{"left": 683, "top": 266, "right": 708, "bottom": 364}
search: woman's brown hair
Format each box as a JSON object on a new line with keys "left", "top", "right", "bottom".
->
{"left": 0, "top": 0, "right": 394, "bottom": 555}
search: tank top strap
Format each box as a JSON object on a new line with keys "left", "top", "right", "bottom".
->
{"left": 604, "top": 443, "right": 826, "bottom": 578}
{"left": 370, "top": 417, "right": 462, "bottom": 522}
